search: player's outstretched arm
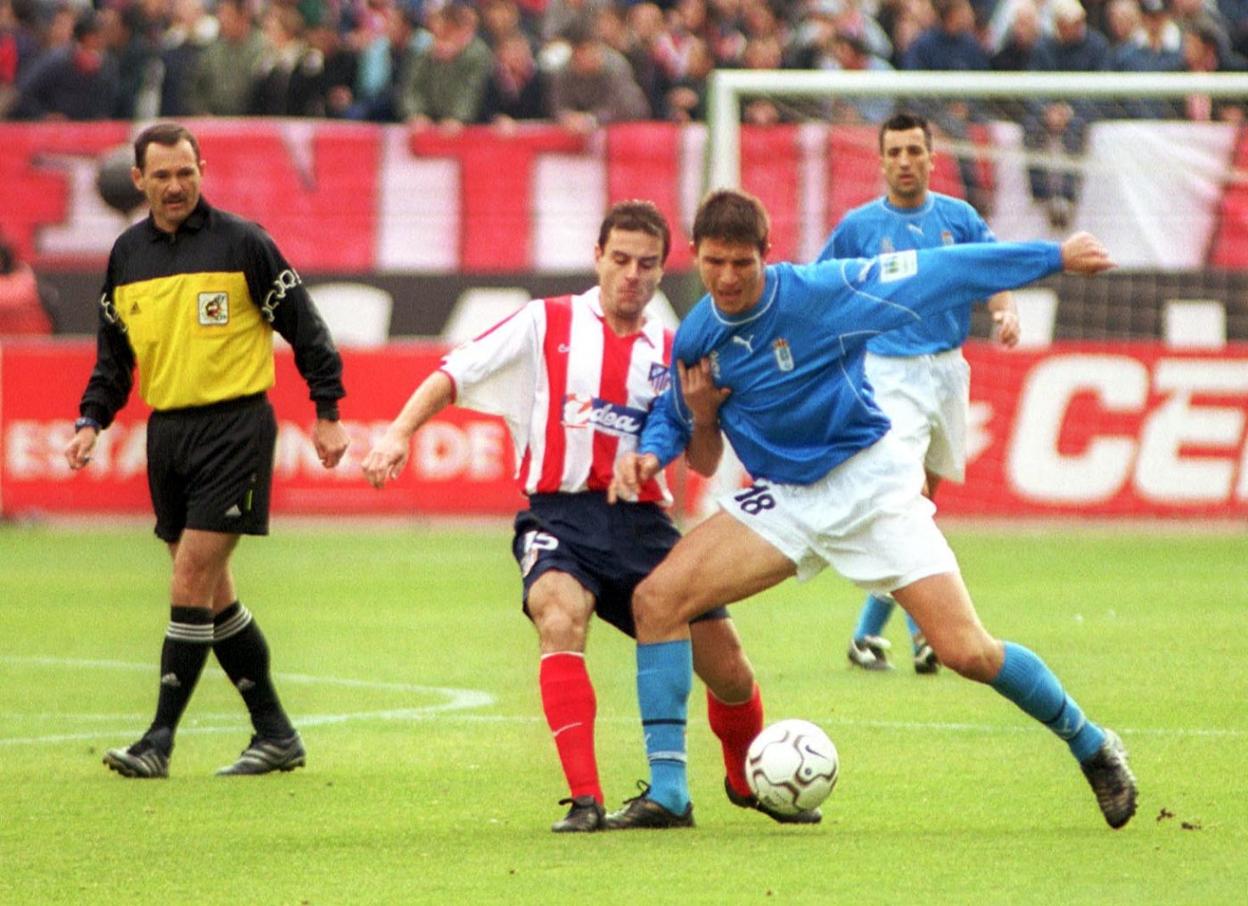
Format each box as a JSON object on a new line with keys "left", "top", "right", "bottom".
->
{"left": 608, "top": 452, "right": 662, "bottom": 504}
{"left": 1060, "top": 232, "right": 1116, "bottom": 275}
{"left": 361, "top": 370, "right": 454, "bottom": 489}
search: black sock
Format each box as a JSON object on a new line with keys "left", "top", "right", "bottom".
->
{"left": 147, "top": 606, "right": 214, "bottom": 749}
{"left": 213, "top": 602, "right": 295, "bottom": 740}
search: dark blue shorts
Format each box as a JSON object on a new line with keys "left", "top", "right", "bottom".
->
{"left": 511, "top": 492, "right": 729, "bottom": 638}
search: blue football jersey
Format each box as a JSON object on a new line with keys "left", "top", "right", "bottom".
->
{"left": 817, "top": 193, "right": 995, "bottom": 356}
{"left": 640, "top": 241, "right": 1062, "bottom": 485}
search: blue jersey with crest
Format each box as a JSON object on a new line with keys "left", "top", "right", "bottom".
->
{"left": 817, "top": 193, "right": 995, "bottom": 356}
{"left": 639, "top": 241, "right": 1062, "bottom": 485}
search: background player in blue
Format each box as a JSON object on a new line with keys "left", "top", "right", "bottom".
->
{"left": 822, "top": 112, "right": 1022, "bottom": 675}
{"left": 606, "top": 188, "right": 1137, "bottom": 831}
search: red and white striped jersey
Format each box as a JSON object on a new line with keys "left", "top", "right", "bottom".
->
{"left": 439, "top": 287, "right": 675, "bottom": 502}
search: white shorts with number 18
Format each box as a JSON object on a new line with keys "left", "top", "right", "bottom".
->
{"left": 716, "top": 432, "right": 959, "bottom": 594}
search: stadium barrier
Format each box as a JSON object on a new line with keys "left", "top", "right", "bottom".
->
{"left": 2, "top": 339, "right": 1244, "bottom": 520}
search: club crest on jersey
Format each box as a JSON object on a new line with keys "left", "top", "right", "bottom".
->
{"left": 648, "top": 362, "right": 670, "bottom": 394}
{"left": 941, "top": 229, "right": 955, "bottom": 246}
{"left": 772, "top": 338, "right": 794, "bottom": 372}
{"left": 562, "top": 394, "right": 646, "bottom": 437}
{"left": 198, "top": 292, "right": 229, "bottom": 326}
{"left": 879, "top": 237, "right": 894, "bottom": 254}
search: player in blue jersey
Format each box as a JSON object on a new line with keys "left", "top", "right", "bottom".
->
{"left": 824, "top": 112, "right": 1021, "bottom": 675}
{"left": 605, "top": 188, "right": 1137, "bottom": 831}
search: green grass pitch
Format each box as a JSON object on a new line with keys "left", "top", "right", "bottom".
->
{"left": 1, "top": 522, "right": 1245, "bottom": 904}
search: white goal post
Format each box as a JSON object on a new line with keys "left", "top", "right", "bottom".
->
{"left": 707, "top": 69, "right": 1248, "bottom": 191}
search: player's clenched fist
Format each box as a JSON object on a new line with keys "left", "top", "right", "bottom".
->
{"left": 609, "top": 451, "right": 661, "bottom": 504}
{"left": 1060, "top": 232, "right": 1115, "bottom": 275}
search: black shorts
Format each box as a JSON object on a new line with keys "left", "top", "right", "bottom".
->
{"left": 147, "top": 393, "right": 276, "bottom": 543}
{"left": 511, "top": 492, "right": 729, "bottom": 638}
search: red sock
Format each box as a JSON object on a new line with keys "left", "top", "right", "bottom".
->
{"left": 707, "top": 683, "right": 763, "bottom": 799}
{"left": 539, "top": 652, "right": 602, "bottom": 804}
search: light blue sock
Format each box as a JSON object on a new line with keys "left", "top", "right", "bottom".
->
{"left": 853, "top": 594, "right": 895, "bottom": 640}
{"left": 991, "top": 642, "right": 1106, "bottom": 762}
{"left": 904, "top": 612, "right": 923, "bottom": 651}
{"left": 636, "top": 639, "right": 693, "bottom": 814}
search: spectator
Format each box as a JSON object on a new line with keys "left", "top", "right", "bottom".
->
{"left": 189, "top": 0, "right": 264, "bottom": 115}
{"left": 542, "top": 0, "right": 607, "bottom": 42}
{"left": 344, "top": 1, "right": 416, "bottom": 122}
{"left": 1183, "top": 18, "right": 1246, "bottom": 119}
{"left": 1171, "top": 0, "right": 1243, "bottom": 65}
{"left": 605, "top": 2, "right": 671, "bottom": 118}
{"left": 829, "top": 31, "right": 897, "bottom": 122}
{"left": 1, "top": 0, "right": 40, "bottom": 118}
{"left": 11, "top": 10, "right": 119, "bottom": 120}
{"left": 992, "top": 0, "right": 1043, "bottom": 72}
{"left": 1222, "top": 0, "right": 1248, "bottom": 57}
{"left": 828, "top": 0, "right": 893, "bottom": 61}
{"left": 740, "top": 33, "right": 786, "bottom": 124}
{"left": 396, "top": 1, "right": 493, "bottom": 128}
{"left": 307, "top": 21, "right": 360, "bottom": 118}
{"left": 1103, "top": 0, "right": 1142, "bottom": 53}
{"left": 0, "top": 234, "right": 50, "bottom": 335}
{"left": 902, "top": 0, "right": 994, "bottom": 213}
{"left": 790, "top": 0, "right": 842, "bottom": 67}
{"left": 157, "top": 0, "right": 219, "bottom": 116}
{"left": 1110, "top": 0, "right": 1184, "bottom": 117}
{"left": 548, "top": 20, "right": 649, "bottom": 131}
{"left": 102, "top": 4, "right": 161, "bottom": 119}
{"left": 1025, "top": 0, "right": 1109, "bottom": 228}
{"left": 664, "top": 33, "right": 714, "bottom": 120}
{"left": 888, "top": 0, "right": 939, "bottom": 66}
{"left": 480, "top": 28, "right": 545, "bottom": 124}
{"left": 480, "top": 0, "right": 527, "bottom": 47}
{"left": 248, "top": 5, "right": 328, "bottom": 116}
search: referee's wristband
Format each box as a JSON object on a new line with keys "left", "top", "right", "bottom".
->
{"left": 74, "top": 416, "right": 102, "bottom": 433}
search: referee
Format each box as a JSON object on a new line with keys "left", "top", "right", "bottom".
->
{"left": 64, "top": 122, "right": 349, "bottom": 778}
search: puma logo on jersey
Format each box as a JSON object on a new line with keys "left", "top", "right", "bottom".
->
{"left": 731, "top": 334, "right": 755, "bottom": 355}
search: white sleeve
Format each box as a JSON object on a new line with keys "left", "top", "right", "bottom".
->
{"left": 439, "top": 300, "right": 541, "bottom": 459}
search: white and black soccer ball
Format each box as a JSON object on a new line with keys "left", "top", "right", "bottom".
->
{"left": 745, "top": 718, "right": 839, "bottom": 816}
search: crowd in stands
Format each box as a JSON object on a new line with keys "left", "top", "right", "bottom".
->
{"left": 1, "top": 0, "right": 1244, "bottom": 127}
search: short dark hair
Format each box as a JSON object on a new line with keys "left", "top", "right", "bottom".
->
{"left": 691, "top": 188, "right": 769, "bottom": 253}
{"left": 878, "top": 111, "right": 932, "bottom": 152}
{"left": 134, "top": 123, "right": 202, "bottom": 173}
{"left": 598, "top": 200, "right": 672, "bottom": 263}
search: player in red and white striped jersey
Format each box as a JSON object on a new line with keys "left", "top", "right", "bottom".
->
{"left": 362, "top": 201, "right": 816, "bottom": 831}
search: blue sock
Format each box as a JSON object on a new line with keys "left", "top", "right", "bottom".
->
{"left": 904, "top": 612, "right": 923, "bottom": 651}
{"left": 636, "top": 640, "right": 693, "bottom": 813}
{"left": 853, "top": 594, "right": 895, "bottom": 640}
{"left": 991, "top": 642, "right": 1106, "bottom": 762}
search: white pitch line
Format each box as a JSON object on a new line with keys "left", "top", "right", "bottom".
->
{"left": 2, "top": 655, "right": 1243, "bottom": 745}
{"left": 0, "top": 654, "right": 495, "bottom": 746}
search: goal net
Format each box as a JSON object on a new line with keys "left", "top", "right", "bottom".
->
{"left": 696, "top": 70, "right": 1248, "bottom": 519}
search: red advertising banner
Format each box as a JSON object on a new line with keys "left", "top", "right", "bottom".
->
{"left": 2, "top": 340, "right": 1245, "bottom": 519}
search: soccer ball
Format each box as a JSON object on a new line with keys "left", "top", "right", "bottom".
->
{"left": 745, "top": 719, "right": 839, "bottom": 815}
